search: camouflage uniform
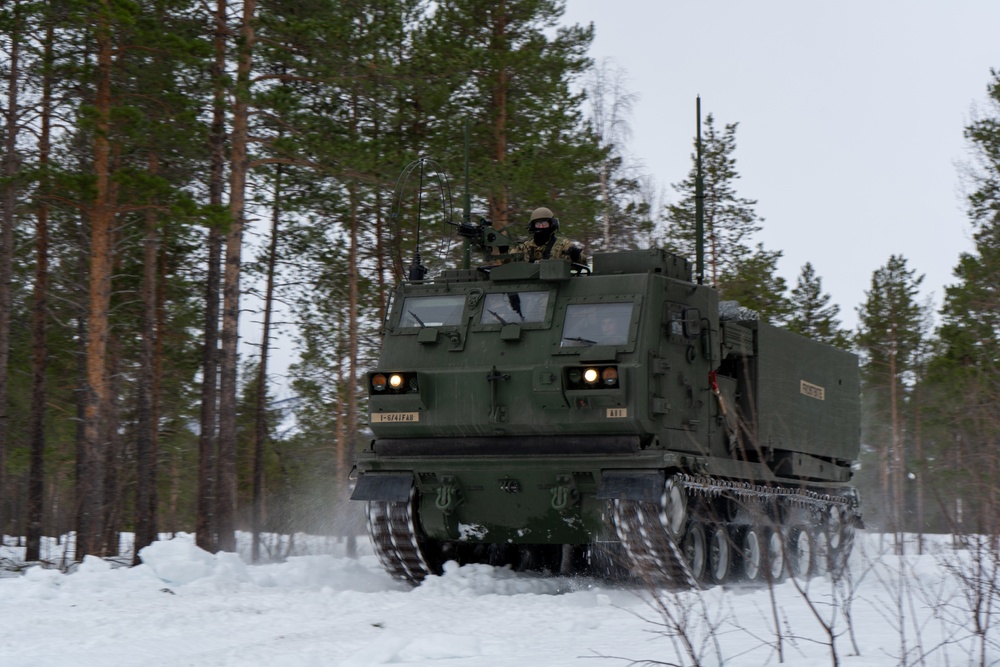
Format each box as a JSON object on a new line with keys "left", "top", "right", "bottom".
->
{"left": 513, "top": 235, "right": 586, "bottom": 264}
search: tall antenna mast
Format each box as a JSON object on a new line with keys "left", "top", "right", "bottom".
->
{"left": 462, "top": 118, "right": 472, "bottom": 270}
{"left": 695, "top": 96, "right": 705, "bottom": 285}
{"left": 407, "top": 158, "right": 428, "bottom": 281}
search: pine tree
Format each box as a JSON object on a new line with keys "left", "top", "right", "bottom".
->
{"left": 926, "top": 68, "right": 1000, "bottom": 536}
{"left": 24, "top": 3, "right": 55, "bottom": 561}
{"left": 0, "top": 0, "right": 211, "bottom": 556}
{"left": 662, "top": 113, "right": 788, "bottom": 321}
{"left": 216, "top": 0, "right": 258, "bottom": 553}
{"left": 416, "top": 0, "right": 601, "bottom": 239}
{"left": 197, "top": 0, "right": 227, "bottom": 555}
{"left": 855, "top": 254, "right": 926, "bottom": 553}
{"left": 0, "top": 0, "right": 25, "bottom": 541}
{"left": 786, "top": 262, "right": 851, "bottom": 349}
{"left": 254, "top": 0, "right": 425, "bottom": 545}
{"left": 716, "top": 244, "right": 790, "bottom": 323}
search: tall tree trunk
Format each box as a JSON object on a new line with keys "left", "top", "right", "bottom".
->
{"left": 0, "top": 0, "right": 23, "bottom": 542}
{"left": 133, "top": 154, "right": 160, "bottom": 564}
{"left": 914, "top": 382, "right": 924, "bottom": 555}
{"left": 889, "top": 339, "right": 904, "bottom": 555}
{"left": 217, "top": 0, "right": 256, "bottom": 552}
{"left": 73, "top": 253, "right": 87, "bottom": 559}
{"left": 344, "top": 180, "right": 360, "bottom": 555}
{"left": 334, "top": 307, "right": 346, "bottom": 531}
{"left": 489, "top": 3, "right": 509, "bottom": 230}
{"left": 197, "top": 0, "right": 228, "bottom": 555}
{"left": 78, "top": 3, "right": 116, "bottom": 559}
{"left": 102, "top": 332, "right": 122, "bottom": 556}
{"left": 252, "top": 164, "right": 281, "bottom": 563}
{"left": 26, "top": 19, "right": 53, "bottom": 562}
{"left": 153, "top": 210, "right": 167, "bottom": 531}
{"left": 170, "top": 449, "right": 180, "bottom": 536}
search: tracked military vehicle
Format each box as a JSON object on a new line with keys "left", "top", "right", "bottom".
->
{"left": 351, "top": 113, "right": 861, "bottom": 588}
{"left": 351, "top": 240, "right": 860, "bottom": 587}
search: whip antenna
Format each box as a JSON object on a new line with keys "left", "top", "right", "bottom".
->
{"left": 695, "top": 96, "right": 705, "bottom": 285}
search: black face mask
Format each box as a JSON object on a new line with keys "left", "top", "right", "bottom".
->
{"left": 533, "top": 227, "right": 554, "bottom": 245}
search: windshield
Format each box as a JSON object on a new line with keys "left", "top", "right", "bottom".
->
{"left": 561, "top": 302, "right": 634, "bottom": 346}
{"left": 399, "top": 295, "right": 465, "bottom": 328}
{"left": 480, "top": 291, "right": 550, "bottom": 325}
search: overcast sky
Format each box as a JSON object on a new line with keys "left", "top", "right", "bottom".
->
{"left": 561, "top": 0, "right": 1000, "bottom": 330}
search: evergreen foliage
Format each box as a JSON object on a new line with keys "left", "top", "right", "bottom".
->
{"left": 415, "top": 0, "right": 601, "bottom": 240}
{"left": 2, "top": 1, "right": 998, "bottom": 552}
{"left": 923, "top": 69, "right": 1000, "bottom": 536}
{"left": 661, "top": 113, "right": 789, "bottom": 322}
{"left": 855, "top": 254, "right": 927, "bottom": 547}
{"left": 856, "top": 255, "right": 926, "bottom": 389}
{"left": 786, "top": 262, "right": 852, "bottom": 349}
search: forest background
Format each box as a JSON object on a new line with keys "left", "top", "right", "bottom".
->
{"left": 0, "top": 0, "right": 998, "bottom": 563}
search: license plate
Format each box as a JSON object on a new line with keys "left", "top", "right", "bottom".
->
{"left": 371, "top": 412, "right": 420, "bottom": 423}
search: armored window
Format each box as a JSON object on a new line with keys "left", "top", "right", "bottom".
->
{"left": 480, "top": 291, "right": 550, "bottom": 325}
{"left": 667, "top": 304, "right": 685, "bottom": 337}
{"left": 561, "top": 302, "right": 633, "bottom": 347}
{"left": 399, "top": 295, "right": 465, "bottom": 328}
{"left": 665, "top": 303, "right": 699, "bottom": 340}
{"left": 683, "top": 307, "right": 701, "bottom": 339}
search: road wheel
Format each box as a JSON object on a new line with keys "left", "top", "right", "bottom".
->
{"left": 766, "top": 529, "right": 785, "bottom": 582}
{"left": 662, "top": 478, "right": 688, "bottom": 539}
{"left": 786, "top": 525, "right": 814, "bottom": 579}
{"left": 707, "top": 523, "right": 733, "bottom": 585}
{"left": 683, "top": 520, "right": 708, "bottom": 583}
{"left": 740, "top": 526, "right": 764, "bottom": 583}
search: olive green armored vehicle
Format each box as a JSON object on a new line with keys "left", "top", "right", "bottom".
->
{"left": 353, "top": 105, "right": 860, "bottom": 587}
{"left": 351, "top": 236, "right": 861, "bottom": 587}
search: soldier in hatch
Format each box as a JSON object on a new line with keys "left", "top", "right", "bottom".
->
{"left": 511, "top": 207, "right": 586, "bottom": 265}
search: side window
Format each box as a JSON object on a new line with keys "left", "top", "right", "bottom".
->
{"left": 667, "top": 304, "right": 684, "bottom": 337}
{"left": 480, "top": 291, "right": 550, "bottom": 325}
{"left": 399, "top": 295, "right": 465, "bottom": 328}
{"left": 664, "top": 303, "right": 700, "bottom": 340}
{"left": 561, "top": 302, "right": 633, "bottom": 347}
{"left": 683, "top": 307, "right": 701, "bottom": 339}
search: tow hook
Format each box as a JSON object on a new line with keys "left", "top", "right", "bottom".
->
{"left": 435, "top": 476, "right": 463, "bottom": 514}
{"left": 551, "top": 474, "right": 578, "bottom": 511}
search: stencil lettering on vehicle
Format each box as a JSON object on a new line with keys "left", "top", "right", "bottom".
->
{"left": 607, "top": 408, "right": 628, "bottom": 418}
{"left": 371, "top": 412, "right": 420, "bottom": 423}
{"left": 800, "top": 380, "right": 825, "bottom": 401}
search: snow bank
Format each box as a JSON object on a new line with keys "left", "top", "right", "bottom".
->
{"left": 412, "top": 560, "right": 573, "bottom": 597}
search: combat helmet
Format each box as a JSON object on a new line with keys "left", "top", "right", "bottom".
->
{"left": 528, "top": 206, "right": 559, "bottom": 233}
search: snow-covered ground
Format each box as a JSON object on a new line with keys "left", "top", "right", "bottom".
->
{"left": 0, "top": 531, "right": 995, "bottom": 666}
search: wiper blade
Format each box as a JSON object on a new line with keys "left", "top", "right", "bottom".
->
{"left": 407, "top": 310, "right": 426, "bottom": 328}
{"left": 562, "top": 336, "right": 596, "bottom": 346}
{"left": 487, "top": 309, "right": 509, "bottom": 326}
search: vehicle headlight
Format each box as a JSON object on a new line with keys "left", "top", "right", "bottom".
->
{"left": 565, "top": 365, "right": 621, "bottom": 391}
{"left": 369, "top": 371, "right": 418, "bottom": 394}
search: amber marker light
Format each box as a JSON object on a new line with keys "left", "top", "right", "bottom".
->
{"left": 389, "top": 374, "right": 404, "bottom": 389}
{"left": 372, "top": 374, "right": 387, "bottom": 392}
{"left": 583, "top": 368, "right": 600, "bottom": 385}
{"left": 602, "top": 367, "right": 619, "bottom": 386}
